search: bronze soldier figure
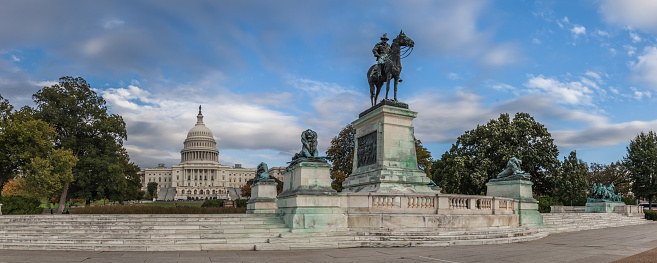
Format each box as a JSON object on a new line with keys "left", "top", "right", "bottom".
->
{"left": 372, "top": 33, "right": 390, "bottom": 79}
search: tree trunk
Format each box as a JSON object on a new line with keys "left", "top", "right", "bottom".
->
{"left": 57, "top": 182, "right": 69, "bottom": 214}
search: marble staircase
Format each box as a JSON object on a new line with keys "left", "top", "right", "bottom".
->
{"left": 539, "top": 212, "right": 651, "bottom": 233}
{"left": 0, "top": 214, "right": 547, "bottom": 251}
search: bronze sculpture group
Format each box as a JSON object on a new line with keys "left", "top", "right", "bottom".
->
{"left": 589, "top": 183, "right": 621, "bottom": 202}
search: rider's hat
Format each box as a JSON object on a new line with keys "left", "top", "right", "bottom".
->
{"left": 381, "top": 33, "right": 388, "bottom": 40}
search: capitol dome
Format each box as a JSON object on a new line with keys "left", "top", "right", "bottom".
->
{"left": 180, "top": 106, "right": 219, "bottom": 163}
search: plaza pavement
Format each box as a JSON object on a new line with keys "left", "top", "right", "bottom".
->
{"left": 0, "top": 222, "right": 655, "bottom": 263}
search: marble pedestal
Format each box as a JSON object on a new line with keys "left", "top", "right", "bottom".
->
{"left": 246, "top": 181, "right": 277, "bottom": 214}
{"left": 276, "top": 161, "right": 347, "bottom": 231}
{"left": 342, "top": 102, "right": 436, "bottom": 194}
{"left": 486, "top": 179, "right": 543, "bottom": 226}
{"left": 585, "top": 201, "right": 623, "bottom": 213}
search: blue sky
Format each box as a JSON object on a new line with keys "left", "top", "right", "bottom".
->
{"left": 1, "top": 0, "right": 657, "bottom": 169}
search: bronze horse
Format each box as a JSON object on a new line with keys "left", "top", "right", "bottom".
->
{"left": 367, "top": 30, "right": 414, "bottom": 106}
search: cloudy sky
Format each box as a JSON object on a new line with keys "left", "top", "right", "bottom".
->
{"left": 2, "top": 0, "right": 657, "bottom": 169}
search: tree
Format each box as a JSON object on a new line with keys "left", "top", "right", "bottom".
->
{"left": 624, "top": 131, "right": 657, "bottom": 208}
{"left": 32, "top": 76, "right": 128, "bottom": 212}
{"left": 432, "top": 113, "right": 560, "bottom": 195}
{"left": 147, "top": 182, "right": 158, "bottom": 199}
{"left": 415, "top": 138, "right": 432, "bottom": 177}
{"left": 326, "top": 124, "right": 356, "bottom": 192}
{"left": 1, "top": 178, "right": 25, "bottom": 197}
{"left": 0, "top": 102, "right": 77, "bottom": 199}
{"left": 554, "top": 151, "right": 588, "bottom": 206}
{"left": 587, "top": 161, "right": 631, "bottom": 196}
{"left": 122, "top": 160, "right": 143, "bottom": 201}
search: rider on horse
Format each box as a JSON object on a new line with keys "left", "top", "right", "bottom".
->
{"left": 372, "top": 33, "right": 390, "bottom": 80}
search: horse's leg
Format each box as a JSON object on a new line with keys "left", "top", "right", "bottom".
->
{"left": 376, "top": 82, "right": 382, "bottom": 104}
{"left": 369, "top": 81, "right": 375, "bottom": 106}
{"left": 393, "top": 76, "right": 398, "bottom": 101}
{"left": 385, "top": 74, "right": 391, "bottom": 100}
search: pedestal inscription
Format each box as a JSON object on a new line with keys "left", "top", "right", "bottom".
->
{"left": 357, "top": 131, "right": 377, "bottom": 167}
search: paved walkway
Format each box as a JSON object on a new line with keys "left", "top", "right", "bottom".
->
{"left": 0, "top": 223, "right": 655, "bottom": 263}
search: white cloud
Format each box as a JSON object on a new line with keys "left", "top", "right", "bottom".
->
{"left": 10, "top": 55, "right": 19, "bottom": 62}
{"left": 103, "top": 18, "right": 125, "bottom": 30}
{"left": 490, "top": 82, "right": 516, "bottom": 93}
{"left": 609, "top": 48, "right": 617, "bottom": 56}
{"left": 625, "top": 45, "right": 637, "bottom": 56}
{"left": 596, "top": 30, "right": 610, "bottom": 37}
{"left": 599, "top": 0, "right": 657, "bottom": 34}
{"left": 571, "top": 25, "right": 586, "bottom": 36}
{"left": 447, "top": 72, "right": 461, "bottom": 80}
{"left": 630, "top": 46, "right": 657, "bottom": 90}
{"left": 532, "top": 38, "right": 541, "bottom": 45}
{"left": 285, "top": 75, "right": 367, "bottom": 137}
{"left": 523, "top": 75, "right": 595, "bottom": 105}
{"left": 630, "top": 32, "right": 642, "bottom": 43}
{"left": 585, "top": 71, "right": 603, "bottom": 83}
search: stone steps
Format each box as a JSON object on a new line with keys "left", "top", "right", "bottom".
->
{"left": 0, "top": 213, "right": 553, "bottom": 251}
{"left": 537, "top": 212, "right": 651, "bottom": 234}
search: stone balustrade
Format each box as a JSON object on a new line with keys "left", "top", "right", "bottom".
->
{"left": 344, "top": 193, "right": 516, "bottom": 215}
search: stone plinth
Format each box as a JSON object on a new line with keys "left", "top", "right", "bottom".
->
{"left": 342, "top": 103, "right": 435, "bottom": 193}
{"left": 486, "top": 179, "right": 543, "bottom": 226}
{"left": 247, "top": 181, "right": 277, "bottom": 214}
{"left": 276, "top": 161, "right": 347, "bottom": 231}
{"left": 0, "top": 203, "right": 2, "bottom": 215}
{"left": 585, "top": 201, "right": 623, "bottom": 213}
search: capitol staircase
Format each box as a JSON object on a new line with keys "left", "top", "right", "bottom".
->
{"left": 0, "top": 214, "right": 547, "bottom": 251}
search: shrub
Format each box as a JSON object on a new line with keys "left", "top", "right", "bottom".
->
{"left": 235, "top": 199, "right": 248, "bottom": 208}
{"left": 621, "top": 196, "right": 636, "bottom": 205}
{"left": 201, "top": 199, "right": 224, "bottom": 207}
{"left": 535, "top": 196, "right": 563, "bottom": 213}
{"left": 0, "top": 196, "right": 43, "bottom": 214}
{"left": 645, "top": 209, "right": 657, "bottom": 221}
{"left": 72, "top": 204, "right": 246, "bottom": 214}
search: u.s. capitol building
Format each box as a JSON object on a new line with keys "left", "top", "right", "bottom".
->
{"left": 139, "top": 107, "right": 284, "bottom": 200}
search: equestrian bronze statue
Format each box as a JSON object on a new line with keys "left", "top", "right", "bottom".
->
{"left": 367, "top": 30, "right": 414, "bottom": 106}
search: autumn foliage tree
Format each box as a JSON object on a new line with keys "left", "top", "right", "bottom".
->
{"left": 0, "top": 97, "right": 77, "bottom": 200}
{"left": 326, "top": 124, "right": 355, "bottom": 192}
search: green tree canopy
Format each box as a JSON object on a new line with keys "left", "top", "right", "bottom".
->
{"left": 0, "top": 100, "right": 77, "bottom": 199}
{"left": 32, "top": 76, "right": 129, "bottom": 211}
{"left": 554, "top": 151, "right": 588, "bottom": 206}
{"left": 431, "top": 112, "right": 560, "bottom": 195}
{"left": 147, "top": 182, "right": 158, "bottom": 199}
{"left": 624, "top": 131, "right": 657, "bottom": 207}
